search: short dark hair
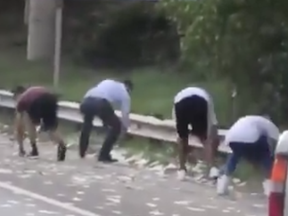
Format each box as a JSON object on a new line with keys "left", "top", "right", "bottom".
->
{"left": 12, "top": 85, "right": 26, "bottom": 96}
{"left": 123, "top": 79, "right": 133, "bottom": 91}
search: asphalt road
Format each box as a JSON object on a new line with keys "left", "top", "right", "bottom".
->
{"left": 0, "top": 133, "right": 267, "bottom": 216}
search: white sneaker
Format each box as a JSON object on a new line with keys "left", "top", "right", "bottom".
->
{"left": 209, "top": 167, "right": 220, "bottom": 179}
{"left": 177, "top": 169, "right": 186, "bottom": 181}
{"left": 262, "top": 179, "right": 271, "bottom": 196}
{"left": 36, "top": 126, "right": 41, "bottom": 133}
{"left": 217, "top": 175, "right": 230, "bottom": 195}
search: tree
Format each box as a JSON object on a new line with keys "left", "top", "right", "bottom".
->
{"left": 159, "top": 0, "right": 288, "bottom": 124}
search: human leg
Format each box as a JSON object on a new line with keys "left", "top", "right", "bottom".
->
{"left": 208, "top": 124, "right": 221, "bottom": 177}
{"left": 225, "top": 146, "right": 242, "bottom": 175}
{"left": 217, "top": 142, "right": 242, "bottom": 195}
{"left": 79, "top": 114, "right": 94, "bottom": 158}
{"left": 14, "top": 112, "right": 26, "bottom": 156}
{"left": 48, "top": 129, "right": 67, "bottom": 161}
{"left": 97, "top": 99, "right": 121, "bottom": 162}
{"left": 26, "top": 100, "right": 42, "bottom": 156}
{"left": 187, "top": 95, "right": 219, "bottom": 176}
{"left": 174, "top": 100, "right": 190, "bottom": 175}
{"left": 249, "top": 135, "right": 273, "bottom": 195}
{"left": 23, "top": 113, "right": 39, "bottom": 156}
{"left": 255, "top": 135, "right": 274, "bottom": 178}
{"left": 41, "top": 93, "right": 66, "bottom": 161}
{"left": 79, "top": 97, "right": 98, "bottom": 158}
{"left": 98, "top": 116, "right": 121, "bottom": 162}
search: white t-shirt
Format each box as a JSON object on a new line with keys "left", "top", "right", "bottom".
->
{"left": 224, "top": 115, "right": 279, "bottom": 144}
{"left": 84, "top": 79, "right": 130, "bottom": 128}
{"left": 173, "top": 87, "right": 218, "bottom": 125}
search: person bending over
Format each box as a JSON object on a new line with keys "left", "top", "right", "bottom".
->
{"left": 79, "top": 79, "right": 132, "bottom": 162}
{"left": 173, "top": 86, "right": 220, "bottom": 180}
{"left": 217, "top": 115, "right": 279, "bottom": 196}
{"left": 13, "top": 85, "right": 67, "bottom": 161}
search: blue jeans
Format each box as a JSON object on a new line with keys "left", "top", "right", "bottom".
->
{"left": 224, "top": 135, "right": 273, "bottom": 175}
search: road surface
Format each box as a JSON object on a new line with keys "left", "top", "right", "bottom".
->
{"left": 0, "top": 133, "right": 267, "bottom": 216}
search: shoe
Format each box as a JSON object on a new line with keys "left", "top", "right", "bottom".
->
{"left": 79, "top": 150, "right": 86, "bottom": 159}
{"left": 217, "top": 175, "right": 230, "bottom": 195}
{"left": 98, "top": 156, "right": 118, "bottom": 163}
{"left": 177, "top": 169, "right": 186, "bottom": 181}
{"left": 209, "top": 167, "right": 220, "bottom": 179}
{"left": 262, "top": 179, "right": 270, "bottom": 196}
{"left": 57, "top": 145, "right": 66, "bottom": 161}
{"left": 28, "top": 148, "right": 39, "bottom": 158}
{"left": 79, "top": 142, "right": 88, "bottom": 159}
{"left": 98, "top": 157, "right": 118, "bottom": 163}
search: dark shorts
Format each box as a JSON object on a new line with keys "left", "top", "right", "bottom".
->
{"left": 80, "top": 97, "right": 119, "bottom": 126}
{"left": 174, "top": 95, "right": 208, "bottom": 140}
{"left": 27, "top": 93, "right": 58, "bottom": 131}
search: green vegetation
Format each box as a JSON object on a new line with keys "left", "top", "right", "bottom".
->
{"left": 2, "top": 0, "right": 288, "bottom": 127}
{"left": 0, "top": 0, "right": 279, "bottom": 184}
{"left": 159, "top": 0, "right": 288, "bottom": 125}
{"left": 0, "top": 47, "right": 233, "bottom": 125}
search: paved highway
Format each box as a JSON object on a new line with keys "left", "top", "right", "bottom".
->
{"left": 0, "top": 133, "right": 267, "bottom": 216}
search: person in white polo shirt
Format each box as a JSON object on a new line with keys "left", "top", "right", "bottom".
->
{"left": 217, "top": 115, "right": 279, "bottom": 195}
{"left": 173, "top": 87, "right": 220, "bottom": 179}
{"left": 79, "top": 79, "right": 132, "bottom": 162}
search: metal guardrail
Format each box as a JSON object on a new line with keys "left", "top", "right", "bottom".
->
{"left": 0, "top": 90, "right": 231, "bottom": 153}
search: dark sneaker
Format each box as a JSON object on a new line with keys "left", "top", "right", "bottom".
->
{"left": 107, "top": 155, "right": 118, "bottom": 163}
{"left": 79, "top": 142, "right": 89, "bottom": 159}
{"left": 79, "top": 145, "right": 86, "bottom": 158}
{"left": 98, "top": 156, "right": 118, "bottom": 163}
{"left": 28, "top": 148, "right": 39, "bottom": 158}
{"left": 57, "top": 145, "right": 66, "bottom": 161}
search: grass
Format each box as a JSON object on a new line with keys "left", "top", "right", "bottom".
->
{"left": 0, "top": 47, "right": 233, "bottom": 126}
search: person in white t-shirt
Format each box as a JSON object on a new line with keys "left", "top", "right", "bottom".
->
{"left": 79, "top": 79, "right": 132, "bottom": 162}
{"left": 217, "top": 115, "right": 279, "bottom": 196}
{"left": 173, "top": 87, "right": 220, "bottom": 180}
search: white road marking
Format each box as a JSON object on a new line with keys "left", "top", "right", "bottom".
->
{"left": 0, "top": 181, "right": 100, "bottom": 216}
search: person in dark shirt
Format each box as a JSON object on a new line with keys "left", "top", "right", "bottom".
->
{"left": 12, "top": 85, "right": 67, "bottom": 161}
